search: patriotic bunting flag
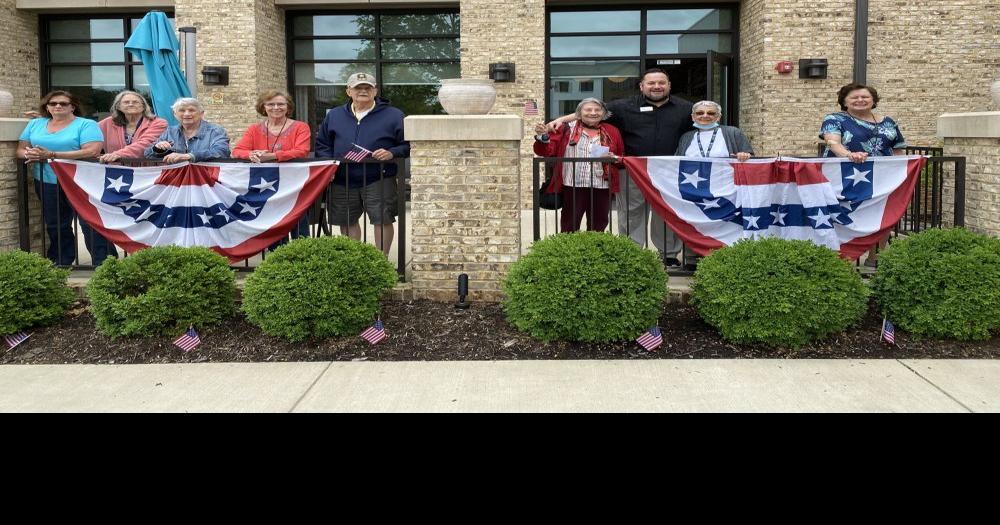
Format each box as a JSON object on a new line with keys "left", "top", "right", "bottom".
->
{"left": 50, "top": 159, "right": 338, "bottom": 263}
{"left": 621, "top": 155, "right": 926, "bottom": 260}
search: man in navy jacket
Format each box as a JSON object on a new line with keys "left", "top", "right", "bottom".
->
{"left": 315, "top": 72, "right": 410, "bottom": 255}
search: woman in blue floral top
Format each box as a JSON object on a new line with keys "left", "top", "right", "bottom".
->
{"left": 820, "top": 83, "right": 906, "bottom": 161}
{"left": 820, "top": 83, "right": 906, "bottom": 266}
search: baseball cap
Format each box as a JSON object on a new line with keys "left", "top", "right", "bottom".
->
{"left": 347, "top": 73, "right": 377, "bottom": 88}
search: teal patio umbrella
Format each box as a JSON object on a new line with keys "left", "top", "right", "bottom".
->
{"left": 125, "top": 11, "right": 191, "bottom": 126}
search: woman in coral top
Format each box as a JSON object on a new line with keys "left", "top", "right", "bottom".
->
{"left": 233, "top": 90, "right": 314, "bottom": 240}
{"left": 232, "top": 90, "right": 311, "bottom": 162}
{"left": 97, "top": 90, "right": 168, "bottom": 163}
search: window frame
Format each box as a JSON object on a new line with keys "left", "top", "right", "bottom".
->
{"left": 39, "top": 12, "right": 176, "bottom": 112}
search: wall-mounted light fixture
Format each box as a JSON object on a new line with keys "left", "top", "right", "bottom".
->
{"left": 489, "top": 62, "right": 515, "bottom": 83}
{"left": 798, "top": 59, "right": 828, "bottom": 79}
{"left": 201, "top": 66, "right": 229, "bottom": 86}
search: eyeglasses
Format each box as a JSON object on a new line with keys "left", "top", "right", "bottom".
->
{"left": 694, "top": 111, "right": 718, "bottom": 116}
{"left": 264, "top": 103, "right": 288, "bottom": 108}
{"left": 350, "top": 85, "right": 375, "bottom": 91}
{"left": 47, "top": 101, "right": 72, "bottom": 107}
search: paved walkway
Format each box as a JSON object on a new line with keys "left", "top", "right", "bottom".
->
{"left": 1, "top": 359, "right": 998, "bottom": 412}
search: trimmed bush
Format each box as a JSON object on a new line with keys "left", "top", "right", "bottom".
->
{"left": 502, "top": 232, "right": 667, "bottom": 342}
{"left": 0, "top": 250, "right": 75, "bottom": 334}
{"left": 691, "top": 238, "right": 868, "bottom": 347}
{"left": 87, "top": 246, "right": 236, "bottom": 337}
{"left": 242, "top": 237, "right": 397, "bottom": 342}
{"left": 872, "top": 228, "right": 1000, "bottom": 340}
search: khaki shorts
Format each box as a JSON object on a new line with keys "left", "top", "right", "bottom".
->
{"left": 327, "top": 177, "right": 398, "bottom": 226}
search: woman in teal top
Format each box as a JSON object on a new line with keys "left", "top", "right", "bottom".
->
{"left": 17, "top": 90, "right": 115, "bottom": 266}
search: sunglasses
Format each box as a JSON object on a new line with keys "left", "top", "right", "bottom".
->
{"left": 694, "top": 111, "right": 718, "bottom": 116}
{"left": 47, "top": 101, "right": 72, "bottom": 107}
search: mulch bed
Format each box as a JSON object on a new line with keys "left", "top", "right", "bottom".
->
{"left": 3, "top": 300, "right": 999, "bottom": 364}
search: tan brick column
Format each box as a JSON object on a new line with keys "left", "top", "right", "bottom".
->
{"left": 0, "top": 0, "right": 39, "bottom": 114}
{"left": 174, "top": 0, "right": 286, "bottom": 141}
{"left": 460, "top": 0, "right": 544, "bottom": 210}
{"left": 0, "top": 118, "right": 42, "bottom": 254}
{"left": 739, "top": 0, "right": 856, "bottom": 156}
{"left": 405, "top": 115, "right": 522, "bottom": 301}
{"left": 938, "top": 112, "right": 1000, "bottom": 236}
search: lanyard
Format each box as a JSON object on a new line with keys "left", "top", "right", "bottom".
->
{"left": 696, "top": 128, "right": 719, "bottom": 157}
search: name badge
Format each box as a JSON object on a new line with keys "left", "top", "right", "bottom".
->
{"left": 640, "top": 106, "right": 653, "bottom": 112}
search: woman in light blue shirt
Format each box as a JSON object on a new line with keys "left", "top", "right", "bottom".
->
{"left": 145, "top": 97, "right": 230, "bottom": 162}
{"left": 17, "top": 90, "right": 116, "bottom": 266}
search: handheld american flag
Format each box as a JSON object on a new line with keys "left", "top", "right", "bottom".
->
{"left": 360, "top": 318, "right": 387, "bottom": 345}
{"left": 636, "top": 326, "right": 663, "bottom": 351}
{"left": 881, "top": 318, "right": 896, "bottom": 345}
{"left": 344, "top": 143, "right": 374, "bottom": 162}
{"left": 4, "top": 331, "right": 30, "bottom": 350}
{"left": 523, "top": 100, "right": 539, "bottom": 116}
{"left": 173, "top": 326, "right": 201, "bottom": 352}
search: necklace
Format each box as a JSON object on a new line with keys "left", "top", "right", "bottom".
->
{"left": 265, "top": 118, "right": 290, "bottom": 152}
{"left": 696, "top": 128, "right": 720, "bottom": 157}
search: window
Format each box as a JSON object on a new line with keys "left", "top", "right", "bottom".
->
{"left": 547, "top": 6, "right": 737, "bottom": 119}
{"left": 42, "top": 14, "right": 174, "bottom": 120}
{"left": 289, "top": 11, "right": 460, "bottom": 131}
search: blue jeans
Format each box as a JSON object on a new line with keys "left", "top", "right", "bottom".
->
{"left": 34, "top": 180, "right": 117, "bottom": 266}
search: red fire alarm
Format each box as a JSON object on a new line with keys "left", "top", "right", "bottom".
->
{"left": 775, "top": 61, "right": 794, "bottom": 74}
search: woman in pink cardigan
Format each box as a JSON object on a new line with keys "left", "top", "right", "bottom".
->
{"left": 97, "top": 90, "right": 168, "bottom": 163}
{"left": 231, "top": 90, "right": 311, "bottom": 162}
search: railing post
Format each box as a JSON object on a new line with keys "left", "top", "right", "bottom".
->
{"left": 953, "top": 156, "right": 966, "bottom": 228}
{"left": 16, "top": 159, "right": 30, "bottom": 251}
{"left": 396, "top": 157, "right": 407, "bottom": 281}
{"left": 532, "top": 158, "right": 541, "bottom": 243}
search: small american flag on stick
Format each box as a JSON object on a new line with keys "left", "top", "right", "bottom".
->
{"left": 344, "top": 143, "right": 374, "bottom": 162}
{"left": 173, "top": 326, "right": 201, "bottom": 352}
{"left": 4, "top": 331, "right": 30, "bottom": 350}
{"left": 360, "top": 318, "right": 387, "bottom": 345}
{"left": 523, "top": 100, "right": 539, "bottom": 116}
{"left": 636, "top": 326, "right": 663, "bottom": 351}
{"left": 881, "top": 318, "right": 896, "bottom": 345}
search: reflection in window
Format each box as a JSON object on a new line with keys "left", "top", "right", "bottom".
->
{"left": 548, "top": 60, "right": 639, "bottom": 119}
{"left": 647, "top": 34, "right": 732, "bottom": 54}
{"left": 43, "top": 15, "right": 173, "bottom": 120}
{"left": 647, "top": 9, "right": 733, "bottom": 31}
{"left": 290, "top": 12, "right": 460, "bottom": 131}
{"left": 550, "top": 36, "right": 640, "bottom": 58}
{"left": 550, "top": 11, "right": 640, "bottom": 33}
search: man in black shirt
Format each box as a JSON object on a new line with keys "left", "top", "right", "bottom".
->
{"left": 548, "top": 68, "right": 694, "bottom": 264}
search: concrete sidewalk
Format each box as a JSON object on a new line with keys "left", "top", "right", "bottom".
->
{"left": 1, "top": 359, "right": 998, "bottom": 412}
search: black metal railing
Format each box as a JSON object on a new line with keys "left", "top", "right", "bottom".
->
{"left": 532, "top": 154, "right": 966, "bottom": 274}
{"left": 15, "top": 157, "right": 409, "bottom": 280}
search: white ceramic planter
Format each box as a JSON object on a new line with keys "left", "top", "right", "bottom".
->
{"left": 991, "top": 79, "right": 1000, "bottom": 108}
{"left": 438, "top": 78, "right": 497, "bottom": 115}
{"left": 0, "top": 89, "right": 13, "bottom": 118}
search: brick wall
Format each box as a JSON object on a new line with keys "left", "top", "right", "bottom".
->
{"left": 174, "top": 0, "right": 286, "bottom": 143}
{"left": 407, "top": 116, "right": 522, "bottom": 301}
{"left": 943, "top": 137, "right": 1000, "bottom": 236}
{"left": 738, "top": 0, "right": 856, "bottom": 157}
{"left": 0, "top": 139, "right": 44, "bottom": 255}
{"left": 0, "top": 0, "right": 39, "bottom": 115}
{"left": 868, "top": 0, "right": 1000, "bottom": 146}
{"left": 460, "top": 0, "right": 544, "bottom": 209}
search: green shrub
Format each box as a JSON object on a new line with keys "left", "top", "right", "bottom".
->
{"left": 872, "top": 228, "right": 1000, "bottom": 340}
{"left": 690, "top": 238, "right": 868, "bottom": 347}
{"left": 87, "top": 246, "right": 236, "bottom": 337}
{"left": 242, "top": 237, "right": 398, "bottom": 342}
{"left": 502, "top": 232, "right": 667, "bottom": 342}
{"left": 0, "top": 250, "right": 75, "bottom": 334}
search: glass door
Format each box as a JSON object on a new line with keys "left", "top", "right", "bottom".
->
{"left": 706, "top": 50, "right": 732, "bottom": 124}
